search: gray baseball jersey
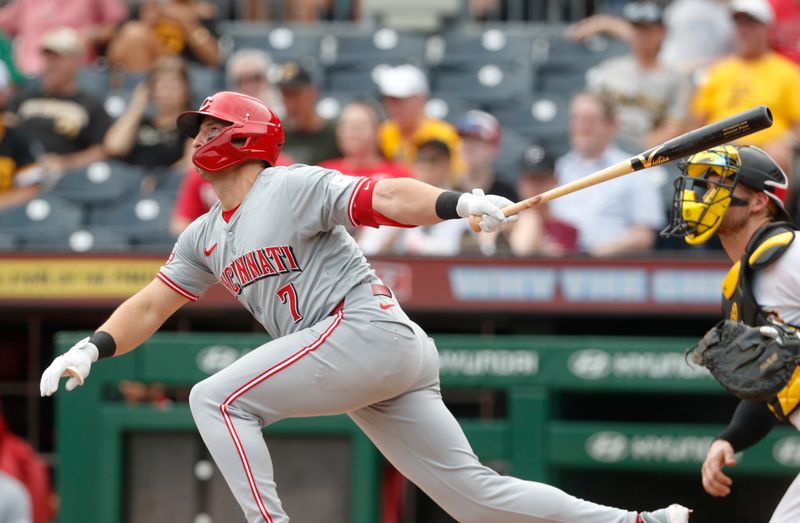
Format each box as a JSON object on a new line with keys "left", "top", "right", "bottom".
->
{"left": 159, "top": 164, "right": 378, "bottom": 338}
{"left": 163, "top": 165, "right": 657, "bottom": 523}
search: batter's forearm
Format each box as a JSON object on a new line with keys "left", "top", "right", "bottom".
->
{"left": 372, "top": 178, "right": 447, "bottom": 226}
{"left": 95, "top": 279, "right": 188, "bottom": 357}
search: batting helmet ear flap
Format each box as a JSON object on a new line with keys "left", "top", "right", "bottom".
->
{"left": 192, "top": 119, "right": 283, "bottom": 172}
{"left": 178, "top": 91, "right": 284, "bottom": 172}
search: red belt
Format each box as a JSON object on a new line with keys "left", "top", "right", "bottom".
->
{"left": 330, "top": 284, "right": 392, "bottom": 315}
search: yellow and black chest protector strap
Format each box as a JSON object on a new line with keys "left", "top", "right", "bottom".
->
{"left": 721, "top": 222, "right": 795, "bottom": 326}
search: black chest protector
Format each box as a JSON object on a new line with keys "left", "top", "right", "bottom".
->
{"left": 721, "top": 221, "right": 798, "bottom": 419}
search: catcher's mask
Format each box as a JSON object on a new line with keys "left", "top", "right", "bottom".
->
{"left": 177, "top": 91, "right": 284, "bottom": 172}
{"left": 661, "top": 145, "right": 792, "bottom": 244}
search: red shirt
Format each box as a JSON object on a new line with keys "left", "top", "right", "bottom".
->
{"left": 173, "top": 167, "right": 218, "bottom": 223}
{"left": 318, "top": 158, "right": 412, "bottom": 181}
{"left": 0, "top": 417, "right": 54, "bottom": 523}
{"left": 770, "top": 0, "right": 800, "bottom": 65}
{"left": 174, "top": 154, "right": 297, "bottom": 223}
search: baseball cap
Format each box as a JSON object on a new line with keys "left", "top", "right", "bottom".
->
{"left": 277, "top": 61, "right": 313, "bottom": 88}
{"left": 375, "top": 64, "right": 429, "bottom": 98}
{"left": 455, "top": 110, "right": 502, "bottom": 145}
{"left": 41, "top": 27, "right": 84, "bottom": 56}
{"left": 621, "top": 1, "right": 663, "bottom": 25}
{"left": 519, "top": 144, "right": 555, "bottom": 176}
{"left": 730, "top": 0, "right": 775, "bottom": 24}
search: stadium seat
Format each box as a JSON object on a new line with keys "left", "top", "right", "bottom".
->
{"left": 534, "top": 34, "right": 627, "bottom": 95}
{"left": 320, "top": 28, "right": 427, "bottom": 68}
{"left": 426, "top": 27, "right": 535, "bottom": 68}
{"left": 0, "top": 196, "right": 84, "bottom": 244}
{"left": 0, "top": 231, "right": 17, "bottom": 250}
{"left": 22, "top": 228, "right": 132, "bottom": 253}
{"left": 490, "top": 93, "right": 570, "bottom": 143}
{"left": 88, "top": 193, "right": 175, "bottom": 247}
{"left": 188, "top": 64, "right": 225, "bottom": 105}
{"left": 431, "top": 60, "right": 533, "bottom": 105}
{"left": 324, "top": 63, "right": 395, "bottom": 95}
{"left": 493, "top": 128, "right": 530, "bottom": 179}
{"left": 76, "top": 67, "right": 111, "bottom": 97}
{"left": 218, "top": 22, "right": 322, "bottom": 65}
{"left": 50, "top": 161, "right": 144, "bottom": 206}
{"left": 424, "top": 93, "right": 470, "bottom": 124}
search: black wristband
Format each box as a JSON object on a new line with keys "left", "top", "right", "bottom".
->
{"left": 435, "top": 191, "right": 461, "bottom": 220}
{"left": 89, "top": 331, "right": 117, "bottom": 360}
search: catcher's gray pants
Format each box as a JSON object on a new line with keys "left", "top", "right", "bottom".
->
{"left": 189, "top": 283, "right": 641, "bottom": 522}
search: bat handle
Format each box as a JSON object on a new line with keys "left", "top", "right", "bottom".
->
{"left": 468, "top": 202, "right": 522, "bottom": 233}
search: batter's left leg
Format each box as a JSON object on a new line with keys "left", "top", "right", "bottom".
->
{"left": 350, "top": 387, "right": 642, "bottom": 523}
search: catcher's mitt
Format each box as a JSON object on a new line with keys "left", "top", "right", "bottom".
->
{"left": 689, "top": 319, "right": 800, "bottom": 401}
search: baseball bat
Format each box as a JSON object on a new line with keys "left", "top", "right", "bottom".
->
{"left": 469, "top": 105, "right": 773, "bottom": 232}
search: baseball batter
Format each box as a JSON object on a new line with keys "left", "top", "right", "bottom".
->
{"left": 41, "top": 92, "right": 690, "bottom": 523}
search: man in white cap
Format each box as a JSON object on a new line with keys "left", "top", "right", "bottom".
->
{"left": 376, "top": 64, "right": 464, "bottom": 175}
{"left": 690, "top": 0, "right": 800, "bottom": 188}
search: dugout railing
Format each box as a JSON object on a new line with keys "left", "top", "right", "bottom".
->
{"left": 54, "top": 332, "right": 800, "bottom": 523}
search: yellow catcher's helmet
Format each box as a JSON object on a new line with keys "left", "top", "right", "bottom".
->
{"left": 661, "top": 145, "right": 792, "bottom": 244}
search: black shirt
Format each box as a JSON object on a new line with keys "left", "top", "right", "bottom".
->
{"left": 123, "top": 116, "right": 186, "bottom": 168}
{"left": 10, "top": 88, "right": 111, "bottom": 155}
{"left": 281, "top": 119, "right": 340, "bottom": 166}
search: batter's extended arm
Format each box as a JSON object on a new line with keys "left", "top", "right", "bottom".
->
{"left": 371, "top": 178, "right": 515, "bottom": 230}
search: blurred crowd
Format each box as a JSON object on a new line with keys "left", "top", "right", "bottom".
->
{"left": 0, "top": 0, "right": 795, "bottom": 262}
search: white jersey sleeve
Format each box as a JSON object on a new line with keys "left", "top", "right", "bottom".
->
{"left": 753, "top": 237, "right": 800, "bottom": 326}
{"left": 157, "top": 219, "right": 218, "bottom": 301}
{"left": 279, "top": 165, "right": 366, "bottom": 237}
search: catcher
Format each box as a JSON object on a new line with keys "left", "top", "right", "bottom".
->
{"left": 662, "top": 144, "right": 800, "bottom": 522}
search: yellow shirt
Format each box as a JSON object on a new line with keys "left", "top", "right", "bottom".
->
{"left": 378, "top": 118, "right": 465, "bottom": 175}
{"left": 691, "top": 52, "right": 800, "bottom": 147}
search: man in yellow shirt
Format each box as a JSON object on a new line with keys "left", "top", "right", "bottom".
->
{"left": 691, "top": 0, "right": 800, "bottom": 184}
{"left": 376, "top": 64, "right": 464, "bottom": 176}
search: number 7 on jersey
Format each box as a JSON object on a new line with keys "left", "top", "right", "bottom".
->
{"left": 276, "top": 283, "right": 303, "bottom": 322}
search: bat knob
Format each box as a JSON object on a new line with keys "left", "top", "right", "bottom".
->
{"left": 468, "top": 215, "right": 482, "bottom": 233}
{"left": 65, "top": 366, "right": 84, "bottom": 386}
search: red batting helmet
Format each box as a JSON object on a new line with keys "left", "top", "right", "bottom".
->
{"left": 177, "top": 91, "right": 284, "bottom": 172}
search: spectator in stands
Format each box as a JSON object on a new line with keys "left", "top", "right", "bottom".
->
{"left": 769, "top": 0, "right": 800, "bottom": 65}
{"left": 455, "top": 110, "right": 517, "bottom": 201}
{"left": 585, "top": 1, "right": 692, "bottom": 151}
{"left": 551, "top": 92, "right": 665, "bottom": 257}
{"left": 320, "top": 101, "right": 411, "bottom": 181}
{"left": 107, "top": 0, "right": 220, "bottom": 73}
{"left": 226, "top": 48, "right": 284, "bottom": 118}
{"left": 170, "top": 167, "right": 217, "bottom": 236}
{"left": 568, "top": 0, "right": 735, "bottom": 76}
{"left": 0, "top": 0, "right": 128, "bottom": 77}
{"left": 455, "top": 110, "right": 517, "bottom": 255}
{"left": 690, "top": 0, "right": 800, "bottom": 182}
{"left": 509, "top": 144, "right": 578, "bottom": 257}
{"left": 358, "top": 140, "right": 469, "bottom": 256}
{"left": 103, "top": 55, "right": 192, "bottom": 171}
{"left": 277, "top": 61, "right": 339, "bottom": 165}
{"left": 8, "top": 28, "right": 111, "bottom": 178}
{"left": 375, "top": 64, "right": 464, "bottom": 176}
{"left": 0, "top": 412, "right": 53, "bottom": 523}
{"left": 0, "top": 470, "right": 31, "bottom": 523}
{"left": 0, "top": 63, "right": 47, "bottom": 211}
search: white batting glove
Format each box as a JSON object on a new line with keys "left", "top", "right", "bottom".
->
{"left": 40, "top": 337, "right": 99, "bottom": 396}
{"left": 456, "top": 188, "right": 519, "bottom": 232}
